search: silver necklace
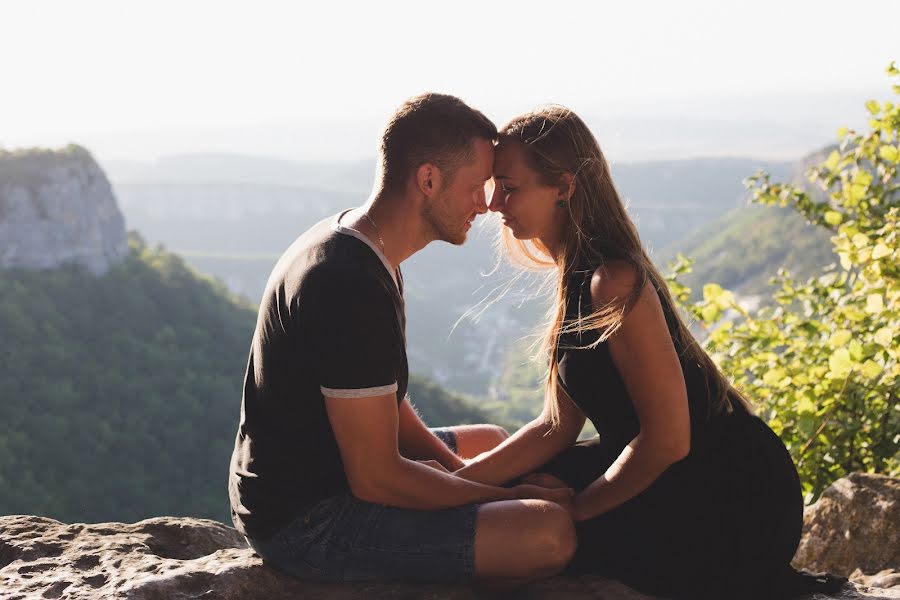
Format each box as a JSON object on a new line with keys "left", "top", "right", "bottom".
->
{"left": 361, "top": 210, "right": 386, "bottom": 253}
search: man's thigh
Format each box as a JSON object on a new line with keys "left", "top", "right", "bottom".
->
{"left": 252, "top": 493, "right": 480, "bottom": 583}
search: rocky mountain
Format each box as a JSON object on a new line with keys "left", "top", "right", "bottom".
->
{"left": 0, "top": 145, "right": 127, "bottom": 275}
{"left": 2, "top": 474, "right": 897, "bottom": 599}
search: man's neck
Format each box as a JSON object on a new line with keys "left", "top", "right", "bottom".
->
{"left": 347, "top": 192, "right": 431, "bottom": 270}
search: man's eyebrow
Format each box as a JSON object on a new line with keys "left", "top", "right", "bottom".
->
{"left": 493, "top": 174, "right": 511, "bottom": 180}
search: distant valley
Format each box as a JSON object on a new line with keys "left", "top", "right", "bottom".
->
{"left": 105, "top": 153, "right": 811, "bottom": 398}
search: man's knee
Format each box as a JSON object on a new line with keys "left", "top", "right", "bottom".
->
{"left": 486, "top": 424, "right": 510, "bottom": 444}
{"left": 534, "top": 502, "right": 577, "bottom": 572}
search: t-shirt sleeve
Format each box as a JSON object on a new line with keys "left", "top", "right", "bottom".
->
{"left": 309, "top": 272, "right": 402, "bottom": 399}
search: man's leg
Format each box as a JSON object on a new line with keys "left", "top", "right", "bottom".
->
{"left": 254, "top": 492, "right": 575, "bottom": 583}
{"left": 432, "top": 424, "right": 510, "bottom": 459}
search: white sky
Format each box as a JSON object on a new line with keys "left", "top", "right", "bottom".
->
{"left": 1, "top": 0, "right": 897, "bottom": 161}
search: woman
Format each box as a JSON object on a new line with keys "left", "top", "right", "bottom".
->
{"left": 454, "top": 106, "right": 844, "bottom": 599}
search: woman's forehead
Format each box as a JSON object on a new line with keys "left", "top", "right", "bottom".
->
{"left": 493, "top": 141, "right": 531, "bottom": 177}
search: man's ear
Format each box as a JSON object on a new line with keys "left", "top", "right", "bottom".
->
{"left": 559, "top": 172, "right": 576, "bottom": 200}
{"left": 416, "top": 163, "right": 443, "bottom": 198}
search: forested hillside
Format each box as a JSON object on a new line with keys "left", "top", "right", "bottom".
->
{"left": 0, "top": 236, "right": 496, "bottom": 524}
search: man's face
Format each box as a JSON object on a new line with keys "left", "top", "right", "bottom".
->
{"left": 424, "top": 138, "right": 494, "bottom": 245}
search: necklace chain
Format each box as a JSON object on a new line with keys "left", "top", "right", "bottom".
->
{"left": 361, "top": 210, "right": 386, "bottom": 253}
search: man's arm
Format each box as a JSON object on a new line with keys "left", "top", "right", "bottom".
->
{"left": 325, "top": 392, "right": 573, "bottom": 509}
{"left": 397, "top": 397, "right": 465, "bottom": 471}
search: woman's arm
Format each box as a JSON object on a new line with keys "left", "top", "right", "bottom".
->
{"left": 572, "top": 262, "right": 691, "bottom": 521}
{"left": 454, "top": 386, "right": 586, "bottom": 486}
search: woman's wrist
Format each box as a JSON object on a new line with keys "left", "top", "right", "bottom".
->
{"left": 572, "top": 494, "right": 593, "bottom": 522}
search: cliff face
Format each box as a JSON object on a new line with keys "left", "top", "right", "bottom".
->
{"left": 0, "top": 144, "right": 127, "bottom": 275}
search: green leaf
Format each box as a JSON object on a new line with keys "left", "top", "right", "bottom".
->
{"left": 797, "top": 396, "right": 817, "bottom": 415}
{"left": 872, "top": 243, "right": 892, "bottom": 260}
{"left": 824, "top": 211, "right": 843, "bottom": 226}
{"left": 874, "top": 327, "right": 894, "bottom": 347}
{"left": 849, "top": 340, "right": 864, "bottom": 362}
{"left": 866, "top": 100, "right": 880, "bottom": 115}
{"left": 839, "top": 253, "right": 852, "bottom": 270}
{"left": 701, "top": 304, "right": 721, "bottom": 323}
{"left": 828, "top": 348, "right": 853, "bottom": 377}
{"left": 824, "top": 150, "right": 841, "bottom": 171}
{"left": 866, "top": 294, "right": 885, "bottom": 314}
{"left": 828, "top": 329, "right": 852, "bottom": 349}
{"left": 763, "top": 368, "right": 787, "bottom": 386}
{"left": 703, "top": 283, "right": 724, "bottom": 302}
{"left": 880, "top": 145, "right": 900, "bottom": 163}
{"left": 861, "top": 360, "right": 883, "bottom": 379}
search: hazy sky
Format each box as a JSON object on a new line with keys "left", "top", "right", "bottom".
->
{"left": 1, "top": 0, "right": 897, "bottom": 162}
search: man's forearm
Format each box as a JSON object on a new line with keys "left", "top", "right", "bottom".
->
{"left": 354, "top": 454, "right": 517, "bottom": 509}
{"left": 397, "top": 399, "right": 464, "bottom": 469}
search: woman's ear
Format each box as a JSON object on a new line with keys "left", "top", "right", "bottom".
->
{"left": 559, "top": 172, "right": 576, "bottom": 200}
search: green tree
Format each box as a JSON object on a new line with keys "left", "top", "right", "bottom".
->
{"left": 669, "top": 63, "right": 899, "bottom": 502}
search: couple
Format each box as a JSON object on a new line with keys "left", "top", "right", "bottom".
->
{"left": 228, "top": 94, "right": 831, "bottom": 599}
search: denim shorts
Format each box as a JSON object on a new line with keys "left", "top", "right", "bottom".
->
{"left": 430, "top": 427, "right": 458, "bottom": 453}
{"left": 247, "top": 492, "right": 480, "bottom": 582}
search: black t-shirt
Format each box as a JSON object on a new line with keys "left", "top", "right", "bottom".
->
{"left": 228, "top": 209, "right": 407, "bottom": 541}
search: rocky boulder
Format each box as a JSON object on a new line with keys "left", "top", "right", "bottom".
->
{"left": 0, "top": 505, "right": 896, "bottom": 598}
{"left": 0, "top": 144, "right": 128, "bottom": 275}
{"left": 794, "top": 473, "right": 899, "bottom": 588}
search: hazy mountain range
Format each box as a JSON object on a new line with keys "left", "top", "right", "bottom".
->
{"left": 101, "top": 152, "right": 827, "bottom": 397}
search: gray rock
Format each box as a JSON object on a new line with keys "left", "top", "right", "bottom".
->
{"left": 1, "top": 512, "right": 896, "bottom": 600}
{"left": 0, "top": 145, "right": 128, "bottom": 275}
{"left": 794, "top": 473, "right": 900, "bottom": 583}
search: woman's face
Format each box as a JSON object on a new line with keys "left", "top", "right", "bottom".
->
{"left": 489, "top": 139, "right": 567, "bottom": 248}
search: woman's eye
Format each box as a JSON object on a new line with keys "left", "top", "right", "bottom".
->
{"left": 501, "top": 184, "right": 516, "bottom": 193}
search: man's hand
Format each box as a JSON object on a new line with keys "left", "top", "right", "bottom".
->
{"left": 522, "top": 472, "right": 569, "bottom": 489}
{"left": 511, "top": 483, "right": 574, "bottom": 504}
{"left": 518, "top": 473, "right": 575, "bottom": 515}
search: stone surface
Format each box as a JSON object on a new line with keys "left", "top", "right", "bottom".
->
{"left": 0, "top": 144, "right": 128, "bottom": 275}
{"left": 1, "top": 510, "right": 897, "bottom": 600}
{"left": 794, "top": 473, "right": 899, "bottom": 581}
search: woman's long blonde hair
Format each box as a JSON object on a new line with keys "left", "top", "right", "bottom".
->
{"left": 497, "top": 106, "right": 750, "bottom": 427}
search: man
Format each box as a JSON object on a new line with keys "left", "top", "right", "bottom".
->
{"left": 228, "top": 93, "right": 574, "bottom": 583}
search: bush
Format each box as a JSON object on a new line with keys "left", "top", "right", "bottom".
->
{"left": 668, "top": 62, "right": 899, "bottom": 503}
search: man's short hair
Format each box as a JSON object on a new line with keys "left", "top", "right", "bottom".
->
{"left": 378, "top": 93, "right": 497, "bottom": 193}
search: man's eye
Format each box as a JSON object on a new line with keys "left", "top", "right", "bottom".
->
{"left": 501, "top": 184, "right": 516, "bottom": 193}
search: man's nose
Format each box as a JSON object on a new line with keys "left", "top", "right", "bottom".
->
{"left": 475, "top": 184, "right": 489, "bottom": 214}
{"left": 486, "top": 182, "right": 504, "bottom": 212}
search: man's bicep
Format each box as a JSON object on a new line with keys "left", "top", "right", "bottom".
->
{"left": 313, "top": 281, "right": 402, "bottom": 397}
{"left": 324, "top": 393, "right": 401, "bottom": 491}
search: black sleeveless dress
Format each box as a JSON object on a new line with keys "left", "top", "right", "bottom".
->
{"left": 538, "top": 268, "right": 805, "bottom": 599}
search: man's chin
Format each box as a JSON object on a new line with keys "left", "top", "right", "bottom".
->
{"left": 442, "top": 231, "right": 468, "bottom": 246}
